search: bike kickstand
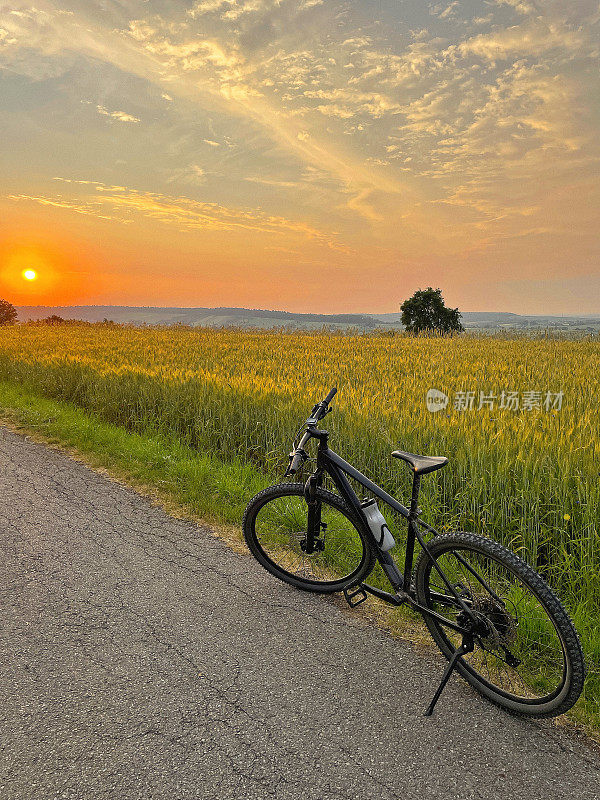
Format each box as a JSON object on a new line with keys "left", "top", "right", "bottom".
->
{"left": 423, "top": 635, "right": 474, "bottom": 717}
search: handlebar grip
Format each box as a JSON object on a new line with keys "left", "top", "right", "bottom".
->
{"left": 287, "top": 450, "right": 306, "bottom": 475}
{"left": 323, "top": 387, "right": 337, "bottom": 404}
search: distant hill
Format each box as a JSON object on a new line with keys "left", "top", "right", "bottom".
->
{"left": 16, "top": 306, "right": 600, "bottom": 332}
{"left": 374, "top": 311, "right": 600, "bottom": 331}
{"left": 373, "top": 311, "right": 525, "bottom": 326}
{"left": 16, "top": 306, "right": 378, "bottom": 330}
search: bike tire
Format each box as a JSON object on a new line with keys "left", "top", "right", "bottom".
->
{"left": 243, "top": 483, "right": 376, "bottom": 593}
{"left": 414, "top": 532, "right": 585, "bottom": 717}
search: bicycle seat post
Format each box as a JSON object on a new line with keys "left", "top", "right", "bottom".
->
{"left": 399, "top": 472, "right": 422, "bottom": 593}
{"left": 409, "top": 473, "right": 421, "bottom": 519}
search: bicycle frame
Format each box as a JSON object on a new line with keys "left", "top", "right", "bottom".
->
{"left": 305, "top": 428, "right": 475, "bottom": 636}
{"left": 275, "top": 394, "right": 566, "bottom": 717}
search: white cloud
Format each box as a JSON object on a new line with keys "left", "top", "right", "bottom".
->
{"left": 96, "top": 105, "right": 140, "bottom": 123}
{"left": 437, "top": 2, "right": 460, "bottom": 20}
{"left": 0, "top": 27, "right": 17, "bottom": 45}
{"left": 166, "top": 165, "right": 207, "bottom": 185}
{"left": 458, "top": 21, "right": 583, "bottom": 62}
{"left": 494, "top": 0, "right": 537, "bottom": 15}
{"left": 187, "top": 0, "right": 291, "bottom": 21}
{"left": 1, "top": 0, "right": 599, "bottom": 250}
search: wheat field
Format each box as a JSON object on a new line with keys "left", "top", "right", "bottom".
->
{"left": 0, "top": 323, "right": 598, "bottom": 714}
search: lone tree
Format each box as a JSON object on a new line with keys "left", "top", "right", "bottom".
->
{"left": 400, "top": 287, "right": 464, "bottom": 335}
{"left": 0, "top": 299, "right": 17, "bottom": 326}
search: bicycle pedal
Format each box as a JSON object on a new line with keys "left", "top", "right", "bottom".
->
{"left": 343, "top": 585, "right": 368, "bottom": 608}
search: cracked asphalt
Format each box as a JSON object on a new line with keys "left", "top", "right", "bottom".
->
{"left": 1, "top": 427, "right": 599, "bottom": 800}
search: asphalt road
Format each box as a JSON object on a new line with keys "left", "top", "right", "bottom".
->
{"left": 1, "top": 426, "right": 598, "bottom": 800}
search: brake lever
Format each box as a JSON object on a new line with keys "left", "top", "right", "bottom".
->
{"left": 306, "top": 404, "right": 333, "bottom": 426}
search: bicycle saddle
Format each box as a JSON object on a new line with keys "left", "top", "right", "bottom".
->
{"left": 391, "top": 450, "right": 448, "bottom": 475}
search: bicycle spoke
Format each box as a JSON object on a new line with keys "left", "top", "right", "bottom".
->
{"left": 423, "top": 544, "right": 568, "bottom": 702}
{"left": 252, "top": 491, "right": 369, "bottom": 586}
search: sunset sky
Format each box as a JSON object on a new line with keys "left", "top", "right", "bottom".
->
{"left": 1, "top": 0, "right": 599, "bottom": 313}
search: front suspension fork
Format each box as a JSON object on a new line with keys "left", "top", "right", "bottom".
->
{"left": 303, "top": 473, "right": 323, "bottom": 554}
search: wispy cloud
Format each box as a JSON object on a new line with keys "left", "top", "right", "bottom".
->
{"left": 120, "top": 12, "right": 408, "bottom": 213}
{"left": 244, "top": 177, "right": 300, "bottom": 188}
{"left": 7, "top": 193, "right": 120, "bottom": 222}
{"left": 433, "top": 2, "right": 460, "bottom": 20}
{"left": 9, "top": 178, "right": 346, "bottom": 250}
{"left": 1, "top": 0, "right": 599, "bottom": 310}
{"left": 96, "top": 105, "right": 140, "bottom": 123}
{"left": 165, "top": 165, "right": 207, "bottom": 185}
{"left": 457, "top": 20, "right": 584, "bottom": 61}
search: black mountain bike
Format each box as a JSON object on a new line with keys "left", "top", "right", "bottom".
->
{"left": 243, "top": 388, "right": 585, "bottom": 717}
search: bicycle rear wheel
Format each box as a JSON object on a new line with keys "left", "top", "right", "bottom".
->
{"left": 414, "top": 533, "right": 585, "bottom": 717}
{"left": 243, "top": 483, "right": 376, "bottom": 593}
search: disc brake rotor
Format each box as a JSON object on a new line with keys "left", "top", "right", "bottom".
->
{"left": 472, "top": 596, "right": 518, "bottom": 649}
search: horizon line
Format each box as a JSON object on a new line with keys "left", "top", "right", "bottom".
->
{"left": 14, "top": 304, "right": 600, "bottom": 319}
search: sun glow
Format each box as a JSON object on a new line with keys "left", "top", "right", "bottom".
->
{"left": 1, "top": 241, "right": 100, "bottom": 304}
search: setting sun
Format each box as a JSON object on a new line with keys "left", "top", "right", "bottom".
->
{"left": 1, "top": 242, "right": 93, "bottom": 305}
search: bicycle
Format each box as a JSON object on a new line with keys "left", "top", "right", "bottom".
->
{"left": 243, "top": 388, "right": 585, "bottom": 717}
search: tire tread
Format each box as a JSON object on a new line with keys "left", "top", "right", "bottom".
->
{"left": 414, "top": 532, "right": 585, "bottom": 718}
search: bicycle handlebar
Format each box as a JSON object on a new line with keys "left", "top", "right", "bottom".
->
{"left": 306, "top": 387, "right": 337, "bottom": 425}
{"left": 284, "top": 387, "right": 337, "bottom": 475}
{"left": 323, "top": 386, "right": 337, "bottom": 405}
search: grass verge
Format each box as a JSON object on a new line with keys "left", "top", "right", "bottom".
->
{"left": 0, "top": 378, "right": 597, "bottom": 745}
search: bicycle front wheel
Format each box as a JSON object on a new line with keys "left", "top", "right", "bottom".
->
{"left": 414, "top": 533, "right": 585, "bottom": 717}
{"left": 243, "top": 483, "right": 376, "bottom": 593}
